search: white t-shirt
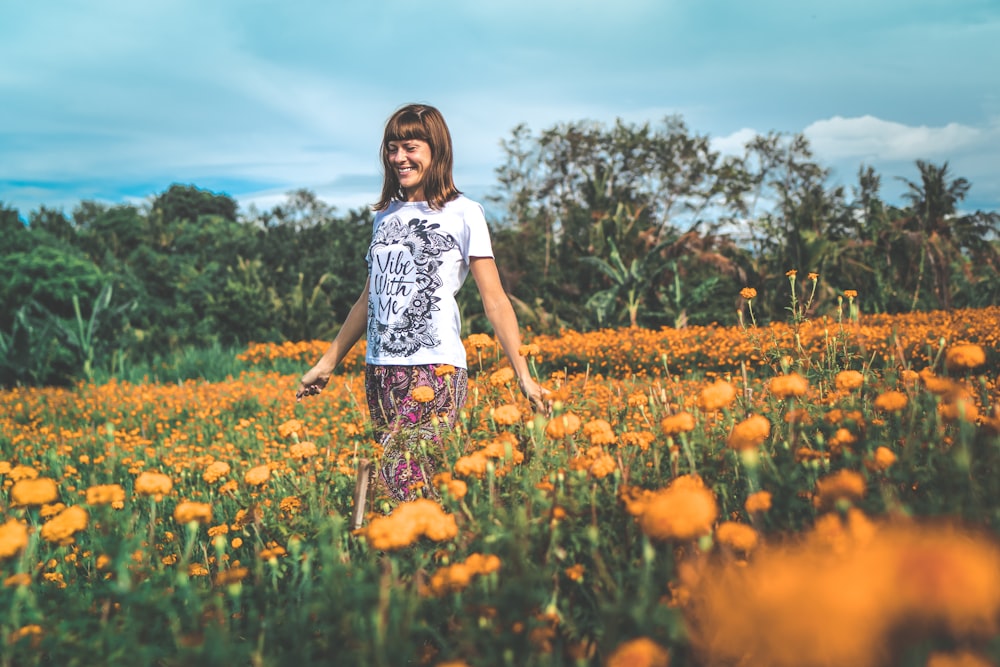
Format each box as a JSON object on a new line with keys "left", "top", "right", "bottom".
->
{"left": 365, "top": 196, "right": 494, "bottom": 368}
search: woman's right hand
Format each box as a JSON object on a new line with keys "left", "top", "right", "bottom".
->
{"left": 296, "top": 365, "right": 331, "bottom": 401}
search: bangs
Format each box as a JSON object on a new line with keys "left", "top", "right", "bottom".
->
{"left": 384, "top": 112, "right": 429, "bottom": 144}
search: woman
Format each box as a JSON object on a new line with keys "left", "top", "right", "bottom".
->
{"left": 296, "top": 103, "right": 547, "bottom": 503}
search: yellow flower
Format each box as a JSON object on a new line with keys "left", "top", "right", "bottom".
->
{"left": 606, "top": 637, "right": 670, "bottom": 667}
{"left": 11, "top": 478, "right": 59, "bottom": 507}
{"left": 0, "top": 519, "right": 30, "bottom": 560}
{"left": 727, "top": 415, "right": 771, "bottom": 451}
{"left": 173, "top": 501, "right": 213, "bottom": 525}
{"left": 40, "top": 506, "right": 88, "bottom": 545}
{"left": 244, "top": 464, "right": 271, "bottom": 486}
{"left": 412, "top": 386, "right": 435, "bottom": 403}
{"left": 85, "top": 484, "right": 125, "bottom": 507}
{"left": 134, "top": 471, "right": 173, "bottom": 499}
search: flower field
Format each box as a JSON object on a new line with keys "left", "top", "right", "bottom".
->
{"left": 2, "top": 304, "right": 999, "bottom": 666}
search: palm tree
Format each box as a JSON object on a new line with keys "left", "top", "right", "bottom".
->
{"left": 898, "top": 161, "right": 999, "bottom": 310}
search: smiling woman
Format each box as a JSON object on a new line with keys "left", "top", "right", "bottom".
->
{"left": 296, "top": 103, "right": 549, "bottom": 508}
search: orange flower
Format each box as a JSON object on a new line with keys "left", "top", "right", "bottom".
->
{"left": 518, "top": 343, "right": 540, "bottom": 357}
{"left": 434, "top": 364, "right": 456, "bottom": 377}
{"left": 926, "top": 650, "right": 995, "bottom": 667}
{"left": 0, "top": 519, "right": 29, "bottom": 560}
{"left": 873, "top": 390, "right": 908, "bottom": 413}
{"left": 740, "top": 287, "right": 757, "bottom": 300}
{"left": 85, "top": 484, "right": 125, "bottom": 507}
{"left": 814, "top": 469, "right": 866, "bottom": 509}
{"left": 289, "top": 441, "right": 319, "bottom": 459}
{"left": 214, "top": 566, "right": 249, "bottom": 586}
{"left": 545, "top": 412, "right": 582, "bottom": 439}
{"left": 716, "top": 521, "right": 759, "bottom": 553}
{"left": 564, "top": 564, "right": 585, "bottom": 582}
{"left": 588, "top": 453, "right": 617, "bottom": 479}
{"left": 40, "top": 505, "right": 88, "bottom": 545}
{"left": 744, "top": 490, "right": 773, "bottom": 514}
{"left": 244, "top": 464, "right": 271, "bottom": 486}
{"left": 277, "top": 419, "right": 304, "bottom": 439}
{"left": 835, "top": 370, "right": 864, "bottom": 392}
{"left": 844, "top": 289, "right": 858, "bottom": 298}
{"left": 11, "top": 478, "right": 59, "bottom": 507}
{"left": 769, "top": 373, "right": 809, "bottom": 399}
{"left": 492, "top": 404, "right": 522, "bottom": 426}
{"left": 727, "top": 415, "right": 771, "bottom": 451}
{"left": 466, "top": 333, "right": 493, "bottom": 349}
{"left": 660, "top": 412, "right": 695, "bottom": 436}
{"left": 412, "top": 386, "right": 435, "bottom": 403}
{"left": 945, "top": 344, "right": 986, "bottom": 373}
{"left": 606, "top": 637, "right": 670, "bottom": 667}
{"left": 697, "top": 379, "right": 737, "bottom": 411}
{"left": 173, "top": 501, "right": 213, "bottom": 525}
{"left": 363, "top": 499, "right": 458, "bottom": 551}
{"left": 203, "top": 461, "right": 231, "bottom": 484}
{"left": 489, "top": 367, "right": 515, "bottom": 387}
{"left": 134, "top": 471, "right": 173, "bottom": 499}
{"left": 583, "top": 419, "right": 616, "bottom": 446}
{"left": 869, "top": 446, "right": 897, "bottom": 472}
{"left": 637, "top": 475, "right": 718, "bottom": 542}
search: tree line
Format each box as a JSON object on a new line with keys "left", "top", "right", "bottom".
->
{"left": 2, "top": 115, "right": 998, "bottom": 386}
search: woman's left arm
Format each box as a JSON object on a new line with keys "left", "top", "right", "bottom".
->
{"left": 470, "top": 256, "right": 549, "bottom": 413}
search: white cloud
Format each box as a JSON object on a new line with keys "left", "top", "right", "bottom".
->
{"left": 711, "top": 128, "right": 759, "bottom": 156}
{"left": 803, "top": 115, "right": 985, "bottom": 161}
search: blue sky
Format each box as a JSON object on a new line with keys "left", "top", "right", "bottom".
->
{"left": 2, "top": 0, "right": 998, "bottom": 219}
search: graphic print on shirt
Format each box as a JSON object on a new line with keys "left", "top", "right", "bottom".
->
{"left": 368, "top": 215, "right": 458, "bottom": 358}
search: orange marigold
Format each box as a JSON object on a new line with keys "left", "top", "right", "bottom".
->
{"left": 277, "top": 419, "right": 304, "bottom": 439}
{"left": 698, "top": 379, "right": 737, "bottom": 411}
{"left": 412, "top": 386, "right": 435, "bottom": 403}
{"left": 814, "top": 469, "right": 866, "bottom": 509}
{"left": 489, "top": 367, "right": 515, "bottom": 386}
{"left": 363, "top": 499, "right": 458, "bottom": 551}
{"left": 606, "top": 637, "right": 670, "bottom": 667}
{"left": 244, "top": 464, "right": 271, "bottom": 486}
{"left": 85, "top": 484, "right": 125, "bottom": 507}
{"left": 716, "top": 521, "right": 760, "bottom": 553}
{"left": 40, "top": 506, "right": 88, "bottom": 545}
{"left": 945, "top": 344, "right": 986, "bottom": 373}
{"left": 660, "top": 412, "right": 696, "bottom": 436}
{"left": 740, "top": 287, "right": 757, "bottom": 300}
{"left": 466, "top": 333, "right": 493, "bottom": 349}
{"left": 0, "top": 519, "right": 29, "bottom": 560}
{"left": 870, "top": 446, "right": 897, "bottom": 472}
{"left": 11, "top": 478, "right": 59, "bottom": 507}
{"left": 637, "top": 475, "right": 718, "bottom": 542}
{"left": 727, "top": 415, "right": 771, "bottom": 451}
{"left": 492, "top": 404, "right": 522, "bottom": 426}
{"left": 434, "top": 364, "right": 456, "bottom": 377}
{"left": 835, "top": 370, "right": 865, "bottom": 392}
{"left": 873, "top": 390, "right": 908, "bottom": 413}
{"left": 744, "top": 490, "right": 773, "bottom": 514}
{"left": 134, "top": 471, "right": 173, "bottom": 499}
{"left": 545, "top": 412, "right": 582, "bottom": 439}
{"left": 769, "top": 373, "right": 809, "bottom": 399}
{"left": 174, "top": 501, "right": 213, "bottom": 525}
{"left": 289, "top": 441, "right": 319, "bottom": 459}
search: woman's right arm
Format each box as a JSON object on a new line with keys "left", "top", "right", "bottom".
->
{"left": 296, "top": 278, "right": 370, "bottom": 400}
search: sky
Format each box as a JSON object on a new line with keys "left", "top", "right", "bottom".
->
{"left": 2, "top": 0, "right": 999, "bottom": 221}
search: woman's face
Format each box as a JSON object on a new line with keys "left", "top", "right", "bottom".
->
{"left": 386, "top": 138, "right": 432, "bottom": 202}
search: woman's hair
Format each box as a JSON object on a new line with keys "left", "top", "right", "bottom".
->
{"left": 373, "top": 103, "right": 461, "bottom": 211}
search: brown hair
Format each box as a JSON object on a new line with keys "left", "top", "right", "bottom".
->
{"left": 373, "top": 104, "right": 461, "bottom": 211}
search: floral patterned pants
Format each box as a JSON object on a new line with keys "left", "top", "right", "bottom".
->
{"left": 365, "top": 364, "right": 468, "bottom": 504}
